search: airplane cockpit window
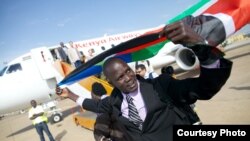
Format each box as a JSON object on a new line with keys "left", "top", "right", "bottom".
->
{"left": 6, "top": 63, "right": 22, "bottom": 74}
{"left": 0, "top": 66, "right": 8, "bottom": 77}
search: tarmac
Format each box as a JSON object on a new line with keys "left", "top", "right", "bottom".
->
{"left": 0, "top": 41, "right": 250, "bottom": 141}
{"left": 195, "top": 42, "right": 250, "bottom": 124}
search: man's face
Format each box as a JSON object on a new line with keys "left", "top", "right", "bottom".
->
{"left": 88, "top": 49, "right": 94, "bottom": 56}
{"left": 136, "top": 68, "right": 146, "bottom": 78}
{"left": 69, "top": 41, "right": 74, "bottom": 47}
{"left": 60, "top": 42, "right": 64, "bottom": 47}
{"left": 105, "top": 60, "right": 138, "bottom": 94}
{"left": 30, "top": 100, "right": 37, "bottom": 108}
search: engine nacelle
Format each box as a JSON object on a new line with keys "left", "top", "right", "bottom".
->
{"left": 175, "top": 47, "right": 200, "bottom": 71}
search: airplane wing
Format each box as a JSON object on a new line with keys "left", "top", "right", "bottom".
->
{"left": 58, "top": 0, "right": 250, "bottom": 86}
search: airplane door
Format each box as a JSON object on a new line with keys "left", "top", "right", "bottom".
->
{"left": 31, "top": 47, "right": 55, "bottom": 80}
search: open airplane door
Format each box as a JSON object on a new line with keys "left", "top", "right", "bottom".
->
{"left": 31, "top": 47, "right": 56, "bottom": 80}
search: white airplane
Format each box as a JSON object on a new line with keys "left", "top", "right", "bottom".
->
{"left": 0, "top": 24, "right": 198, "bottom": 119}
{"left": 1, "top": 21, "right": 249, "bottom": 119}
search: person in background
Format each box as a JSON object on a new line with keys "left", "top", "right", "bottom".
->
{"left": 90, "top": 82, "right": 111, "bottom": 141}
{"left": 28, "top": 100, "right": 55, "bottom": 141}
{"left": 58, "top": 42, "right": 71, "bottom": 64}
{"left": 67, "top": 41, "right": 82, "bottom": 68}
{"left": 91, "top": 82, "right": 108, "bottom": 102}
{"left": 135, "top": 64, "right": 158, "bottom": 79}
{"left": 135, "top": 59, "right": 154, "bottom": 74}
{"left": 87, "top": 48, "right": 95, "bottom": 61}
{"left": 161, "top": 65, "right": 176, "bottom": 79}
{"left": 79, "top": 51, "right": 87, "bottom": 64}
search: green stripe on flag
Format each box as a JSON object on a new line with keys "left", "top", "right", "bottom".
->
{"left": 168, "top": 0, "right": 210, "bottom": 24}
{"left": 132, "top": 0, "right": 211, "bottom": 62}
{"left": 131, "top": 40, "right": 169, "bottom": 61}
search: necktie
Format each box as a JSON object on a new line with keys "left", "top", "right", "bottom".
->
{"left": 126, "top": 95, "right": 143, "bottom": 130}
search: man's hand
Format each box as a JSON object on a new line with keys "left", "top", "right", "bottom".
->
{"left": 56, "top": 86, "right": 70, "bottom": 98}
{"left": 31, "top": 114, "right": 39, "bottom": 119}
{"left": 159, "top": 20, "right": 205, "bottom": 46}
{"left": 159, "top": 20, "right": 224, "bottom": 65}
{"left": 55, "top": 86, "right": 79, "bottom": 102}
{"left": 30, "top": 112, "right": 44, "bottom": 120}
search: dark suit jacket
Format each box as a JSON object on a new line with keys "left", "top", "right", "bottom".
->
{"left": 82, "top": 58, "right": 232, "bottom": 141}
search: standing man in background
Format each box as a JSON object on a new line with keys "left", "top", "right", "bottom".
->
{"left": 68, "top": 41, "right": 82, "bottom": 68}
{"left": 59, "top": 42, "right": 71, "bottom": 64}
{"left": 28, "top": 100, "right": 55, "bottom": 141}
{"left": 135, "top": 64, "right": 158, "bottom": 79}
{"left": 161, "top": 65, "right": 176, "bottom": 79}
{"left": 135, "top": 59, "right": 154, "bottom": 74}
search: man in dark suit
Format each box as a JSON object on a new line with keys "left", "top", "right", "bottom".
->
{"left": 56, "top": 18, "right": 232, "bottom": 141}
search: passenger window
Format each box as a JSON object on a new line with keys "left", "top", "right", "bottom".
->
{"left": 0, "top": 66, "right": 8, "bottom": 76}
{"left": 101, "top": 46, "right": 106, "bottom": 50}
{"left": 6, "top": 63, "right": 22, "bottom": 74}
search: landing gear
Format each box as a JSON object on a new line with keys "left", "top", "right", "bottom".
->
{"left": 51, "top": 112, "right": 63, "bottom": 123}
{"left": 43, "top": 100, "right": 63, "bottom": 123}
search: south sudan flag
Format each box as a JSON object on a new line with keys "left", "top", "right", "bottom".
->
{"left": 58, "top": 0, "right": 250, "bottom": 86}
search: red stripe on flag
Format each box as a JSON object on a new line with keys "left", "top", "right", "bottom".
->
{"left": 117, "top": 36, "right": 166, "bottom": 55}
{"left": 203, "top": 0, "right": 250, "bottom": 30}
{"left": 117, "top": 26, "right": 166, "bottom": 55}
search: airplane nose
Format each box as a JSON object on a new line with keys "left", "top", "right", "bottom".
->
{"left": 0, "top": 76, "right": 30, "bottom": 115}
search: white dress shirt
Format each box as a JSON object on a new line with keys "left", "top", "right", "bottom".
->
{"left": 121, "top": 81, "right": 147, "bottom": 121}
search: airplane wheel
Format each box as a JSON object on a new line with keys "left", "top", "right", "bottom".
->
{"left": 52, "top": 113, "right": 62, "bottom": 123}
